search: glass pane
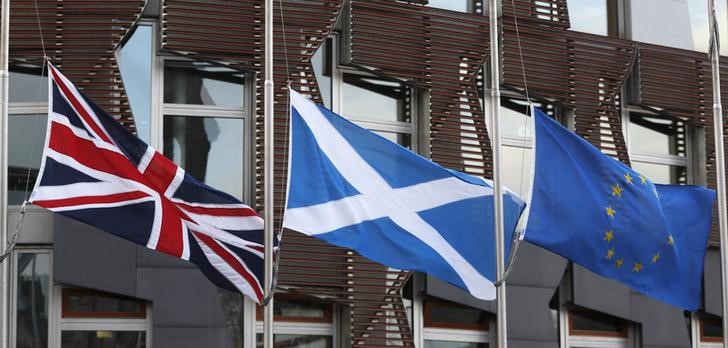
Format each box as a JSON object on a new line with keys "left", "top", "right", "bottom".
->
{"left": 256, "top": 334, "right": 333, "bottom": 348}
{"left": 163, "top": 116, "right": 245, "bottom": 200}
{"left": 500, "top": 98, "right": 536, "bottom": 140}
{"left": 630, "top": 0, "right": 728, "bottom": 54}
{"left": 424, "top": 341, "right": 486, "bottom": 348}
{"left": 703, "top": 318, "right": 723, "bottom": 338}
{"left": 61, "top": 331, "right": 145, "bottom": 348}
{"left": 10, "top": 64, "right": 48, "bottom": 103}
{"left": 631, "top": 162, "right": 687, "bottom": 185}
{"left": 568, "top": 0, "right": 609, "bottom": 35}
{"left": 164, "top": 61, "right": 245, "bottom": 108}
{"left": 502, "top": 146, "right": 533, "bottom": 197}
{"left": 311, "top": 39, "right": 332, "bottom": 109}
{"left": 426, "top": 302, "right": 487, "bottom": 327}
{"left": 426, "top": 0, "right": 472, "bottom": 13}
{"left": 570, "top": 310, "right": 626, "bottom": 334}
{"left": 373, "top": 131, "right": 412, "bottom": 149}
{"left": 120, "top": 24, "right": 153, "bottom": 143}
{"left": 63, "top": 290, "right": 144, "bottom": 317}
{"left": 629, "top": 114, "right": 687, "bottom": 157}
{"left": 16, "top": 253, "right": 50, "bottom": 348}
{"left": 341, "top": 73, "right": 409, "bottom": 123}
{"left": 275, "top": 298, "right": 327, "bottom": 318}
{"left": 8, "top": 114, "right": 47, "bottom": 205}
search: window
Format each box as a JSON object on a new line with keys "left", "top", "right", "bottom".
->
{"left": 567, "top": 0, "right": 619, "bottom": 36}
{"left": 120, "top": 22, "right": 154, "bottom": 143}
{"left": 162, "top": 60, "right": 249, "bottom": 201}
{"left": 567, "top": 308, "right": 631, "bottom": 348}
{"left": 13, "top": 250, "right": 52, "bottom": 348}
{"left": 312, "top": 36, "right": 417, "bottom": 150}
{"left": 425, "top": 0, "right": 480, "bottom": 13}
{"left": 629, "top": 0, "right": 728, "bottom": 54}
{"left": 58, "top": 288, "right": 150, "bottom": 348}
{"left": 423, "top": 299, "right": 490, "bottom": 348}
{"left": 8, "top": 64, "right": 47, "bottom": 205}
{"left": 255, "top": 294, "right": 336, "bottom": 347}
{"left": 627, "top": 113, "right": 689, "bottom": 185}
{"left": 698, "top": 314, "right": 723, "bottom": 347}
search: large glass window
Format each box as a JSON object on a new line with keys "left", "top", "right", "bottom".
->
{"left": 699, "top": 315, "right": 723, "bottom": 347}
{"left": 425, "top": 0, "right": 478, "bottom": 13}
{"left": 162, "top": 60, "right": 248, "bottom": 201}
{"left": 567, "top": 0, "right": 618, "bottom": 36}
{"left": 567, "top": 308, "right": 630, "bottom": 348}
{"left": 423, "top": 299, "right": 490, "bottom": 348}
{"left": 628, "top": 113, "right": 689, "bottom": 185}
{"left": 120, "top": 23, "right": 154, "bottom": 143}
{"left": 630, "top": 0, "right": 728, "bottom": 54}
{"left": 8, "top": 113, "right": 47, "bottom": 205}
{"left": 59, "top": 288, "right": 149, "bottom": 348}
{"left": 255, "top": 294, "right": 335, "bottom": 348}
{"left": 15, "top": 251, "right": 51, "bottom": 348}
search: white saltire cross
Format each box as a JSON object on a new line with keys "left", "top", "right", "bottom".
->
{"left": 283, "top": 91, "right": 497, "bottom": 300}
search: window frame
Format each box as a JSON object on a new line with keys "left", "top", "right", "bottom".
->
{"left": 158, "top": 56, "right": 254, "bottom": 203}
{"left": 61, "top": 288, "right": 147, "bottom": 319}
{"left": 421, "top": 298, "right": 491, "bottom": 347}
{"left": 253, "top": 293, "right": 337, "bottom": 347}
{"left": 568, "top": 308, "right": 629, "bottom": 338}
{"left": 10, "top": 248, "right": 54, "bottom": 348}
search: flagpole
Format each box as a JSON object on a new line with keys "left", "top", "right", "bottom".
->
{"left": 263, "top": 0, "right": 275, "bottom": 347}
{"left": 0, "top": 0, "right": 10, "bottom": 343}
{"left": 488, "top": 0, "right": 507, "bottom": 347}
{"left": 708, "top": 0, "right": 728, "bottom": 345}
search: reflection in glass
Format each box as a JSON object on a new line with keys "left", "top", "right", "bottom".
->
{"left": 373, "top": 131, "right": 411, "bottom": 149}
{"left": 275, "top": 298, "right": 327, "bottom": 318}
{"left": 8, "top": 114, "right": 47, "bottom": 204}
{"left": 341, "top": 74, "right": 409, "bottom": 123}
{"left": 567, "top": 0, "right": 609, "bottom": 35}
{"left": 570, "top": 309, "right": 626, "bottom": 334}
{"left": 10, "top": 64, "right": 47, "bottom": 103}
{"left": 164, "top": 116, "right": 244, "bottom": 200}
{"left": 311, "top": 38, "right": 333, "bottom": 108}
{"left": 631, "top": 162, "right": 687, "bottom": 185}
{"left": 425, "top": 0, "right": 472, "bottom": 13}
{"left": 703, "top": 317, "right": 723, "bottom": 338}
{"left": 164, "top": 61, "right": 245, "bottom": 108}
{"left": 500, "top": 97, "right": 539, "bottom": 140}
{"left": 120, "top": 24, "right": 153, "bottom": 143}
{"left": 64, "top": 290, "right": 144, "bottom": 316}
{"left": 629, "top": 114, "right": 686, "bottom": 157}
{"left": 256, "top": 334, "right": 333, "bottom": 348}
{"left": 427, "top": 301, "right": 487, "bottom": 326}
{"left": 424, "top": 341, "right": 486, "bottom": 348}
{"left": 16, "top": 253, "right": 50, "bottom": 348}
{"left": 630, "top": 0, "right": 728, "bottom": 54}
{"left": 61, "top": 331, "right": 145, "bottom": 348}
{"left": 503, "top": 146, "right": 533, "bottom": 197}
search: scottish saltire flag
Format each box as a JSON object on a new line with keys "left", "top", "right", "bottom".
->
{"left": 524, "top": 108, "right": 715, "bottom": 310}
{"left": 283, "top": 89, "right": 526, "bottom": 300}
{"left": 30, "top": 63, "right": 267, "bottom": 303}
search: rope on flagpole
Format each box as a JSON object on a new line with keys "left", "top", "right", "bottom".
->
{"left": 0, "top": 201, "right": 28, "bottom": 263}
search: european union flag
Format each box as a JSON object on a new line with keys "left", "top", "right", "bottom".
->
{"left": 283, "top": 90, "right": 526, "bottom": 300}
{"left": 524, "top": 108, "right": 715, "bottom": 310}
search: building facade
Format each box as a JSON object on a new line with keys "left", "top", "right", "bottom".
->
{"left": 4, "top": 0, "right": 728, "bottom": 347}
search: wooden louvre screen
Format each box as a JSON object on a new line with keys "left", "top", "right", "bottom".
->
{"left": 7, "top": 0, "right": 145, "bottom": 132}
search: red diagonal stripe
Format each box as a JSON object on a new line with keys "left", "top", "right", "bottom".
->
{"left": 175, "top": 202, "right": 258, "bottom": 217}
{"left": 193, "top": 231, "right": 264, "bottom": 302}
{"left": 143, "top": 153, "right": 180, "bottom": 195}
{"left": 154, "top": 199, "right": 185, "bottom": 258}
{"left": 50, "top": 67, "right": 113, "bottom": 144}
{"left": 34, "top": 191, "right": 150, "bottom": 209}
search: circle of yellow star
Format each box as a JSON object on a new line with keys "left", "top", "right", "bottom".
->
{"left": 606, "top": 248, "right": 616, "bottom": 260}
{"left": 615, "top": 258, "right": 624, "bottom": 268}
{"left": 611, "top": 184, "right": 623, "bottom": 198}
{"left": 668, "top": 235, "right": 675, "bottom": 246}
{"left": 651, "top": 252, "right": 661, "bottom": 263}
{"left": 606, "top": 206, "right": 616, "bottom": 218}
{"left": 624, "top": 173, "right": 634, "bottom": 184}
{"left": 632, "top": 262, "right": 643, "bottom": 273}
{"left": 604, "top": 230, "right": 614, "bottom": 242}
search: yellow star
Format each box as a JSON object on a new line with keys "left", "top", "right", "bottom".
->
{"left": 651, "top": 252, "right": 661, "bottom": 263}
{"left": 611, "top": 184, "right": 623, "bottom": 198}
{"left": 615, "top": 258, "right": 624, "bottom": 268}
{"left": 624, "top": 173, "right": 633, "bottom": 184}
{"left": 606, "top": 206, "right": 616, "bottom": 218}
{"left": 632, "top": 262, "right": 643, "bottom": 273}
{"left": 606, "top": 248, "right": 615, "bottom": 260}
{"left": 604, "top": 230, "right": 614, "bottom": 242}
{"left": 640, "top": 175, "right": 647, "bottom": 185}
{"left": 668, "top": 235, "right": 674, "bottom": 246}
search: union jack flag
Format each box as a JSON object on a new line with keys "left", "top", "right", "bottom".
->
{"left": 30, "top": 63, "right": 267, "bottom": 303}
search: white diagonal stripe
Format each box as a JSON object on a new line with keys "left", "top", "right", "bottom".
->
{"left": 287, "top": 90, "right": 495, "bottom": 299}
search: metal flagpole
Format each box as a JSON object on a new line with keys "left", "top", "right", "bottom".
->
{"left": 0, "top": 0, "right": 10, "bottom": 343}
{"left": 488, "top": 0, "right": 507, "bottom": 347}
{"left": 263, "top": 0, "right": 275, "bottom": 347}
{"left": 708, "top": 0, "right": 728, "bottom": 345}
